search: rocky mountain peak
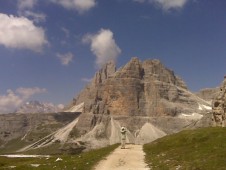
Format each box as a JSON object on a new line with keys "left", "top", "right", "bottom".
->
{"left": 15, "top": 100, "right": 63, "bottom": 114}
{"left": 0, "top": 58, "right": 215, "bottom": 153}
{"left": 115, "top": 57, "right": 143, "bottom": 79}
{"left": 73, "top": 58, "right": 208, "bottom": 117}
{"left": 92, "top": 61, "right": 116, "bottom": 85}
{"left": 143, "top": 59, "right": 187, "bottom": 89}
{"left": 64, "top": 57, "right": 212, "bottom": 148}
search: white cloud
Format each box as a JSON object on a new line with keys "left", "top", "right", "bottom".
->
{"left": 18, "top": 0, "right": 37, "bottom": 10}
{"left": 0, "top": 13, "right": 48, "bottom": 52}
{"left": 16, "top": 87, "right": 46, "bottom": 99}
{"left": 21, "top": 10, "right": 46, "bottom": 23}
{"left": 152, "top": 0, "right": 188, "bottom": 10}
{"left": 81, "top": 78, "right": 92, "bottom": 82}
{"left": 17, "top": 0, "right": 46, "bottom": 23}
{"left": 57, "top": 52, "right": 74, "bottom": 66}
{"left": 83, "top": 29, "right": 121, "bottom": 68}
{"left": 0, "top": 87, "right": 46, "bottom": 114}
{"left": 51, "top": 0, "right": 96, "bottom": 13}
{"left": 134, "top": 0, "right": 189, "bottom": 11}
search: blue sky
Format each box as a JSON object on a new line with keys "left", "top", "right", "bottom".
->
{"left": 0, "top": 0, "right": 225, "bottom": 113}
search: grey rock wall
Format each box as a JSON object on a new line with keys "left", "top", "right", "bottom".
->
{"left": 69, "top": 58, "right": 211, "bottom": 146}
{"left": 212, "top": 77, "right": 226, "bottom": 127}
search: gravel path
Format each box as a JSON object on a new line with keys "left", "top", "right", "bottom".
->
{"left": 94, "top": 144, "right": 149, "bottom": 170}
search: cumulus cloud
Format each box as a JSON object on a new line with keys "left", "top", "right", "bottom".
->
{"left": 57, "top": 52, "right": 74, "bottom": 66}
{"left": 0, "top": 87, "right": 46, "bottom": 114}
{"left": 82, "top": 29, "right": 121, "bottom": 68}
{"left": 134, "top": 0, "right": 189, "bottom": 11}
{"left": 51, "top": 0, "right": 96, "bottom": 13}
{"left": 0, "top": 13, "right": 48, "bottom": 52}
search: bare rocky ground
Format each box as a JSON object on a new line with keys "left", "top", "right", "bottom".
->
{"left": 94, "top": 144, "right": 149, "bottom": 170}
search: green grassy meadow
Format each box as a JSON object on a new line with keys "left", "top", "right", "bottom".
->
{"left": 144, "top": 127, "right": 226, "bottom": 170}
{"left": 0, "top": 143, "right": 119, "bottom": 170}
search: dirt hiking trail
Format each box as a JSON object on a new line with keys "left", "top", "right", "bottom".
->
{"left": 94, "top": 144, "right": 149, "bottom": 170}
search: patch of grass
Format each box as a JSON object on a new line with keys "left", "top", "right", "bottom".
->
{"left": 22, "top": 142, "right": 85, "bottom": 155}
{"left": 23, "top": 142, "right": 63, "bottom": 155}
{"left": 36, "top": 123, "right": 63, "bottom": 131}
{"left": 0, "top": 143, "right": 119, "bottom": 170}
{"left": 69, "top": 127, "right": 80, "bottom": 138}
{"left": 144, "top": 127, "right": 226, "bottom": 170}
{"left": 0, "top": 122, "right": 66, "bottom": 154}
{"left": 25, "top": 131, "right": 51, "bottom": 142}
{"left": 0, "top": 138, "right": 31, "bottom": 154}
{"left": 26, "top": 123, "right": 63, "bottom": 142}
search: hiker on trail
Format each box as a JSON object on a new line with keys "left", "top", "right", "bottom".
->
{"left": 120, "top": 126, "right": 126, "bottom": 149}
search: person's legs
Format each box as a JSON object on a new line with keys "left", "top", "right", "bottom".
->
{"left": 121, "top": 140, "right": 125, "bottom": 149}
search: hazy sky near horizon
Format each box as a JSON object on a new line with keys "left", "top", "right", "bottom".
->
{"left": 0, "top": 0, "right": 226, "bottom": 113}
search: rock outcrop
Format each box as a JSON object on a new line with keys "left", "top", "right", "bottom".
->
{"left": 212, "top": 76, "right": 226, "bottom": 127}
{"left": 68, "top": 58, "right": 211, "bottom": 148}
{"left": 196, "top": 88, "right": 219, "bottom": 103}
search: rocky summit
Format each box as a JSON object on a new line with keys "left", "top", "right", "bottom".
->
{"left": 0, "top": 58, "right": 215, "bottom": 153}
{"left": 67, "top": 57, "right": 212, "bottom": 148}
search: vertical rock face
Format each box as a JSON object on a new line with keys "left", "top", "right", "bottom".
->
{"left": 68, "top": 57, "right": 211, "bottom": 147}
{"left": 196, "top": 88, "right": 219, "bottom": 102}
{"left": 104, "top": 58, "right": 144, "bottom": 116}
{"left": 69, "top": 61, "right": 116, "bottom": 134}
{"left": 100, "top": 58, "right": 189, "bottom": 117}
{"left": 73, "top": 57, "right": 202, "bottom": 119}
{"left": 212, "top": 77, "right": 226, "bottom": 127}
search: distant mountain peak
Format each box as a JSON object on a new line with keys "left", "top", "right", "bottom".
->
{"left": 15, "top": 100, "right": 63, "bottom": 114}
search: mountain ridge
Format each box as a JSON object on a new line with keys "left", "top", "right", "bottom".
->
{"left": 15, "top": 100, "right": 64, "bottom": 114}
{"left": 0, "top": 57, "right": 217, "bottom": 153}
{"left": 65, "top": 57, "right": 212, "bottom": 149}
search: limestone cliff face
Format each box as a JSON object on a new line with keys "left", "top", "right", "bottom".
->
{"left": 69, "top": 58, "right": 211, "bottom": 147}
{"left": 102, "top": 58, "right": 189, "bottom": 117}
{"left": 212, "top": 77, "right": 226, "bottom": 127}
{"left": 73, "top": 58, "right": 208, "bottom": 116}
{"left": 196, "top": 88, "right": 219, "bottom": 102}
{"left": 73, "top": 57, "right": 205, "bottom": 118}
